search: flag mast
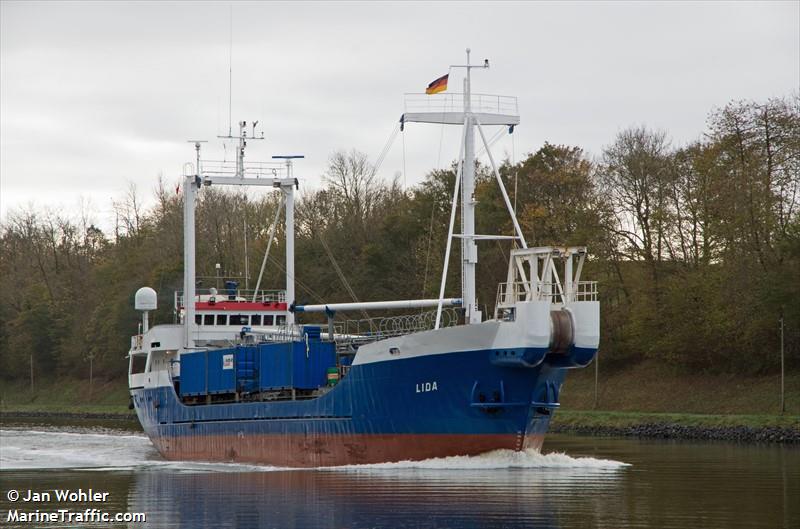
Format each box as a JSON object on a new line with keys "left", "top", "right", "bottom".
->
{"left": 401, "top": 48, "right": 519, "bottom": 326}
{"left": 453, "top": 48, "right": 487, "bottom": 324}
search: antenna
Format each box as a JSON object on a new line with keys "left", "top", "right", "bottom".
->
{"left": 218, "top": 122, "right": 265, "bottom": 178}
{"left": 228, "top": 4, "right": 233, "bottom": 137}
{"left": 272, "top": 155, "right": 305, "bottom": 180}
{"left": 186, "top": 140, "right": 207, "bottom": 178}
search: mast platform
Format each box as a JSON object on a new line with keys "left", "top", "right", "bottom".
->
{"left": 401, "top": 93, "right": 520, "bottom": 126}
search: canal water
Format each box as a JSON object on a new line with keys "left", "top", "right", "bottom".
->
{"left": 0, "top": 422, "right": 797, "bottom": 528}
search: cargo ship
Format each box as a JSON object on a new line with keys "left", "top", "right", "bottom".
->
{"left": 128, "top": 51, "right": 599, "bottom": 467}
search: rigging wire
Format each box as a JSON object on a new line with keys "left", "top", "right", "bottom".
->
{"left": 475, "top": 127, "right": 505, "bottom": 159}
{"left": 402, "top": 127, "right": 407, "bottom": 188}
{"left": 435, "top": 92, "right": 449, "bottom": 170}
{"left": 263, "top": 253, "right": 326, "bottom": 306}
{"left": 318, "top": 234, "right": 374, "bottom": 327}
{"left": 252, "top": 196, "right": 285, "bottom": 300}
{"left": 372, "top": 123, "right": 400, "bottom": 177}
{"left": 420, "top": 199, "right": 437, "bottom": 299}
{"left": 512, "top": 130, "right": 519, "bottom": 249}
{"left": 512, "top": 129, "right": 517, "bottom": 211}
{"left": 228, "top": 4, "right": 233, "bottom": 137}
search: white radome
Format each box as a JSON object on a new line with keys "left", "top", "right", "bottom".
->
{"left": 135, "top": 287, "right": 158, "bottom": 311}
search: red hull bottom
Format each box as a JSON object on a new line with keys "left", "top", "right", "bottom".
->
{"left": 151, "top": 433, "right": 546, "bottom": 467}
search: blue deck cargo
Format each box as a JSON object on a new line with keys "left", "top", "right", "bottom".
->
{"left": 258, "top": 342, "right": 293, "bottom": 390}
{"left": 179, "top": 349, "right": 236, "bottom": 396}
{"left": 179, "top": 328, "right": 337, "bottom": 397}
{"left": 292, "top": 338, "right": 336, "bottom": 390}
{"left": 236, "top": 346, "right": 258, "bottom": 393}
{"left": 179, "top": 351, "right": 206, "bottom": 396}
{"left": 207, "top": 349, "right": 236, "bottom": 394}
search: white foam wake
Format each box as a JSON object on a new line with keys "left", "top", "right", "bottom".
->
{"left": 327, "top": 448, "right": 629, "bottom": 471}
{"left": 0, "top": 429, "right": 281, "bottom": 472}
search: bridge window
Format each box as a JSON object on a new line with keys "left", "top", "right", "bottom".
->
{"left": 276, "top": 315, "right": 286, "bottom": 326}
{"left": 195, "top": 314, "right": 201, "bottom": 325}
{"left": 203, "top": 314, "right": 214, "bottom": 326}
{"left": 216, "top": 314, "right": 227, "bottom": 325}
{"left": 230, "top": 314, "right": 248, "bottom": 326}
{"left": 130, "top": 355, "right": 147, "bottom": 375}
{"left": 263, "top": 315, "right": 274, "bottom": 326}
{"left": 251, "top": 314, "right": 262, "bottom": 325}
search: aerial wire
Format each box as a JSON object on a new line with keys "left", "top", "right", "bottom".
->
{"left": 402, "top": 127, "right": 407, "bottom": 188}
{"left": 512, "top": 129, "right": 518, "bottom": 249}
{"left": 318, "top": 234, "right": 375, "bottom": 328}
{"left": 264, "top": 253, "right": 326, "bottom": 306}
{"left": 372, "top": 123, "right": 400, "bottom": 177}
{"left": 421, "top": 199, "right": 437, "bottom": 299}
{"left": 512, "top": 128, "right": 517, "bottom": 213}
{"left": 252, "top": 196, "right": 286, "bottom": 299}
{"left": 228, "top": 4, "right": 233, "bottom": 137}
{"left": 475, "top": 127, "right": 505, "bottom": 158}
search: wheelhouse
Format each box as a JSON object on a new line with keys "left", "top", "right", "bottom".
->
{"left": 177, "top": 287, "right": 289, "bottom": 330}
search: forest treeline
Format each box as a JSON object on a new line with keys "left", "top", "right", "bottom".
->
{"left": 1, "top": 96, "right": 798, "bottom": 382}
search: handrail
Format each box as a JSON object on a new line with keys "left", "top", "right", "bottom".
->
{"left": 201, "top": 160, "right": 288, "bottom": 179}
{"left": 176, "top": 289, "right": 287, "bottom": 308}
{"left": 496, "top": 280, "right": 598, "bottom": 307}
{"left": 404, "top": 92, "right": 519, "bottom": 115}
{"left": 333, "top": 308, "right": 461, "bottom": 349}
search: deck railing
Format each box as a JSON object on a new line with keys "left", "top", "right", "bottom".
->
{"left": 496, "top": 280, "right": 598, "bottom": 306}
{"left": 200, "top": 160, "right": 288, "bottom": 180}
{"left": 331, "top": 308, "right": 461, "bottom": 354}
{"left": 404, "top": 92, "right": 519, "bottom": 115}
{"left": 176, "top": 289, "right": 286, "bottom": 308}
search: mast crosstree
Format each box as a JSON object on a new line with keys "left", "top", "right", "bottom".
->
{"left": 182, "top": 122, "right": 300, "bottom": 348}
{"left": 401, "top": 48, "right": 526, "bottom": 326}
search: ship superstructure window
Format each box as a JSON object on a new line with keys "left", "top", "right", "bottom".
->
{"left": 203, "top": 314, "right": 214, "bottom": 326}
{"left": 262, "top": 315, "right": 274, "bottom": 326}
{"left": 230, "top": 314, "right": 248, "bottom": 326}
{"left": 276, "top": 315, "right": 286, "bottom": 326}
{"left": 130, "top": 354, "right": 147, "bottom": 374}
{"left": 195, "top": 315, "right": 202, "bottom": 325}
{"left": 251, "top": 315, "right": 262, "bottom": 326}
{"left": 216, "top": 314, "right": 227, "bottom": 325}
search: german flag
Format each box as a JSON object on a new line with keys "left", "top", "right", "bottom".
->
{"left": 425, "top": 74, "right": 448, "bottom": 95}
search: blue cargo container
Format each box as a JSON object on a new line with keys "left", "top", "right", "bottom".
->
{"left": 236, "top": 346, "right": 258, "bottom": 393}
{"left": 258, "top": 342, "right": 293, "bottom": 390}
{"left": 179, "top": 351, "right": 207, "bottom": 396}
{"left": 207, "top": 349, "right": 236, "bottom": 394}
{"left": 292, "top": 339, "right": 336, "bottom": 390}
{"left": 257, "top": 331, "right": 336, "bottom": 392}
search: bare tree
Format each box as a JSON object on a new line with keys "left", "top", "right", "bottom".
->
{"left": 598, "top": 127, "right": 673, "bottom": 276}
{"left": 324, "top": 150, "right": 382, "bottom": 231}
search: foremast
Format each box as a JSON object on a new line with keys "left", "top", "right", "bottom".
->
{"left": 401, "top": 48, "right": 526, "bottom": 326}
{"left": 460, "top": 50, "right": 479, "bottom": 325}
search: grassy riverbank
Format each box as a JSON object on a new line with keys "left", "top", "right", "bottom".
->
{"left": 551, "top": 410, "right": 799, "bottom": 430}
{"left": 554, "top": 360, "right": 800, "bottom": 439}
{"left": 560, "top": 360, "right": 800, "bottom": 415}
{"left": 0, "top": 379, "right": 132, "bottom": 416}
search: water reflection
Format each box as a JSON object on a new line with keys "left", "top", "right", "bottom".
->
{"left": 128, "top": 465, "right": 626, "bottom": 529}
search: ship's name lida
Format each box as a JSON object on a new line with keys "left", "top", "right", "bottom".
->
{"left": 416, "top": 381, "right": 438, "bottom": 393}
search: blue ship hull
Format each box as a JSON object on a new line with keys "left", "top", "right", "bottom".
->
{"left": 132, "top": 346, "right": 590, "bottom": 467}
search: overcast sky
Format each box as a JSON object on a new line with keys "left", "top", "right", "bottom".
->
{"left": 1, "top": 1, "right": 798, "bottom": 231}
